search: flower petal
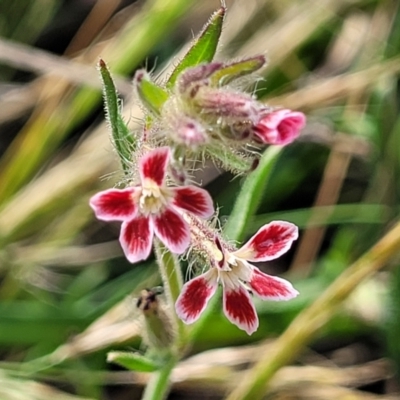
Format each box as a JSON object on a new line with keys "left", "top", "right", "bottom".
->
{"left": 175, "top": 270, "right": 218, "bottom": 324}
{"left": 249, "top": 268, "right": 299, "bottom": 300}
{"left": 254, "top": 109, "right": 305, "bottom": 145}
{"left": 153, "top": 207, "right": 190, "bottom": 254}
{"left": 234, "top": 221, "right": 298, "bottom": 262}
{"left": 89, "top": 188, "right": 138, "bottom": 221}
{"left": 172, "top": 186, "right": 214, "bottom": 218}
{"left": 139, "top": 147, "right": 170, "bottom": 186}
{"left": 120, "top": 216, "right": 153, "bottom": 263}
{"left": 223, "top": 285, "right": 258, "bottom": 335}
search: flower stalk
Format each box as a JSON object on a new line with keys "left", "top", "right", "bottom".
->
{"left": 154, "top": 241, "right": 187, "bottom": 347}
{"left": 141, "top": 355, "right": 177, "bottom": 400}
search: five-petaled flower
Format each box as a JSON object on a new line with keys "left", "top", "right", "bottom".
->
{"left": 253, "top": 109, "right": 306, "bottom": 145}
{"left": 175, "top": 221, "right": 299, "bottom": 335}
{"left": 90, "top": 147, "right": 214, "bottom": 263}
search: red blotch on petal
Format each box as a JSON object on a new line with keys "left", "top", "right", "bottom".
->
{"left": 139, "top": 147, "right": 170, "bottom": 186}
{"left": 254, "top": 109, "right": 305, "bottom": 145}
{"left": 172, "top": 186, "right": 214, "bottom": 218}
{"left": 153, "top": 208, "right": 190, "bottom": 254}
{"left": 237, "top": 221, "right": 298, "bottom": 262}
{"left": 275, "top": 112, "right": 305, "bottom": 145}
{"left": 175, "top": 272, "right": 217, "bottom": 324}
{"left": 89, "top": 188, "right": 137, "bottom": 221}
{"left": 249, "top": 268, "right": 299, "bottom": 300}
{"left": 120, "top": 217, "right": 153, "bottom": 263}
{"left": 223, "top": 285, "right": 258, "bottom": 335}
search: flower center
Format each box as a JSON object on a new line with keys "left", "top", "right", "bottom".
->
{"left": 218, "top": 257, "right": 251, "bottom": 290}
{"left": 139, "top": 178, "right": 168, "bottom": 215}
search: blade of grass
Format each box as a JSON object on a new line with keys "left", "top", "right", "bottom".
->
{"left": 224, "top": 146, "right": 282, "bottom": 242}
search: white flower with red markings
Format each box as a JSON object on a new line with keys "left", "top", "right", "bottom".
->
{"left": 90, "top": 147, "right": 214, "bottom": 263}
{"left": 254, "top": 109, "right": 306, "bottom": 145}
{"left": 175, "top": 221, "right": 299, "bottom": 335}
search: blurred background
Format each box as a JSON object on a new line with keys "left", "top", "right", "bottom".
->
{"left": 0, "top": 0, "right": 400, "bottom": 399}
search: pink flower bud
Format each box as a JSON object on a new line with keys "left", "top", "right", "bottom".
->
{"left": 253, "top": 109, "right": 306, "bottom": 145}
{"left": 193, "top": 87, "right": 259, "bottom": 122}
{"left": 177, "top": 63, "right": 224, "bottom": 95}
{"left": 167, "top": 112, "right": 208, "bottom": 148}
{"left": 178, "top": 121, "right": 207, "bottom": 147}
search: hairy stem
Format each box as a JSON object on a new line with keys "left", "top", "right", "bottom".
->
{"left": 141, "top": 356, "right": 176, "bottom": 400}
{"left": 154, "top": 241, "right": 186, "bottom": 346}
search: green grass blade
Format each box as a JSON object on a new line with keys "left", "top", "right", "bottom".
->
{"left": 224, "top": 146, "right": 282, "bottom": 241}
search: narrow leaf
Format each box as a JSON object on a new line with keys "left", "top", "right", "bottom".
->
{"left": 167, "top": 7, "right": 225, "bottom": 87}
{"left": 210, "top": 55, "right": 266, "bottom": 86}
{"left": 134, "top": 70, "right": 169, "bottom": 115}
{"left": 98, "top": 59, "right": 134, "bottom": 173}
{"left": 107, "top": 351, "right": 163, "bottom": 372}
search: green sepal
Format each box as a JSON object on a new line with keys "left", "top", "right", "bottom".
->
{"left": 167, "top": 7, "right": 225, "bottom": 88}
{"left": 135, "top": 70, "right": 169, "bottom": 115}
{"left": 98, "top": 59, "right": 134, "bottom": 173}
{"left": 210, "top": 55, "right": 266, "bottom": 86}
{"left": 107, "top": 351, "right": 163, "bottom": 372}
{"left": 206, "top": 144, "right": 253, "bottom": 174}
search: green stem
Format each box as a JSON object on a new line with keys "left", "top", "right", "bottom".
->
{"left": 141, "top": 243, "right": 186, "bottom": 400}
{"left": 225, "top": 219, "right": 400, "bottom": 400}
{"left": 153, "top": 241, "right": 186, "bottom": 346}
{"left": 140, "top": 356, "right": 177, "bottom": 400}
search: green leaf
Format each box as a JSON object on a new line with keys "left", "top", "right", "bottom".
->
{"left": 209, "top": 55, "right": 266, "bottom": 86}
{"left": 107, "top": 351, "right": 163, "bottom": 372}
{"left": 134, "top": 70, "right": 169, "bottom": 115}
{"left": 167, "top": 7, "right": 225, "bottom": 87}
{"left": 224, "top": 146, "right": 282, "bottom": 241}
{"left": 98, "top": 59, "right": 134, "bottom": 173}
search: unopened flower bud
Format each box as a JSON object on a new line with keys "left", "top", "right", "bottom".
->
{"left": 221, "top": 120, "right": 253, "bottom": 141}
{"left": 176, "top": 117, "right": 208, "bottom": 148}
{"left": 192, "top": 86, "right": 259, "bottom": 123}
{"left": 253, "top": 109, "right": 306, "bottom": 145}
{"left": 177, "top": 62, "right": 223, "bottom": 95}
{"left": 165, "top": 108, "right": 208, "bottom": 148}
{"left": 137, "top": 287, "right": 175, "bottom": 349}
